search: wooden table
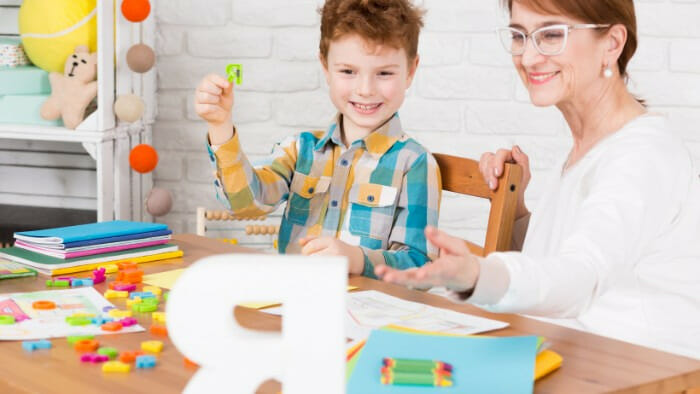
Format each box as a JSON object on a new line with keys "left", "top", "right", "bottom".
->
{"left": 0, "top": 234, "right": 698, "bottom": 393}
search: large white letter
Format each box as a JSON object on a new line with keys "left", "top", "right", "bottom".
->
{"left": 167, "top": 254, "right": 347, "bottom": 394}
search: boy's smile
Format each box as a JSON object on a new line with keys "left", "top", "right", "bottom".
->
{"left": 322, "top": 34, "right": 418, "bottom": 145}
{"left": 350, "top": 101, "right": 382, "bottom": 115}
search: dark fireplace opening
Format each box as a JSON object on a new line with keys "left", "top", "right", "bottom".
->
{"left": 0, "top": 205, "right": 96, "bottom": 247}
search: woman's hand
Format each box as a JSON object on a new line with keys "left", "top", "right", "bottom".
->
{"left": 299, "top": 236, "right": 365, "bottom": 275}
{"left": 194, "top": 73, "right": 235, "bottom": 145}
{"left": 374, "top": 226, "right": 480, "bottom": 291}
{"left": 479, "top": 145, "right": 531, "bottom": 219}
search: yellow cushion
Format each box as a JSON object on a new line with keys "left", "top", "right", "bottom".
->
{"left": 18, "top": 0, "right": 97, "bottom": 73}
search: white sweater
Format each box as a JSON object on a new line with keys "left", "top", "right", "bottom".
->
{"left": 469, "top": 114, "right": 700, "bottom": 359}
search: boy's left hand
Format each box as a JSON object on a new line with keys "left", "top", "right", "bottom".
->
{"left": 299, "top": 236, "right": 365, "bottom": 275}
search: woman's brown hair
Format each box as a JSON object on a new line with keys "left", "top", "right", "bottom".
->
{"left": 501, "top": 0, "right": 638, "bottom": 79}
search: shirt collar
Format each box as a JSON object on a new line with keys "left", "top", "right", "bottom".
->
{"left": 314, "top": 112, "right": 405, "bottom": 157}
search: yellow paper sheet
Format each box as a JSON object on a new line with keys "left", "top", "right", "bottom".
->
{"left": 142, "top": 268, "right": 358, "bottom": 309}
{"left": 142, "top": 268, "right": 186, "bottom": 288}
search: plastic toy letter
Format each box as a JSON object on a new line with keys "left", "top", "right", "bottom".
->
{"left": 166, "top": 254, "right": 348, "bottom": 393}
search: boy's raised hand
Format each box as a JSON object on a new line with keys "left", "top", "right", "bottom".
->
{"left": 299, "top": 236, "right": 365, "bottom": 275}
{"left": 194, "top": 74, "right": 234, "bottom": 144}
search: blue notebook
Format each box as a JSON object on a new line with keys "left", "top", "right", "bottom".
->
{"left": 14, "top": 221, "right": 169, "bottom": 245}
{"left": 348, "top": 330, "right": 538, "bottom": 394}
{"left": 29, "top": 229, "right": 173, "bottom": 250}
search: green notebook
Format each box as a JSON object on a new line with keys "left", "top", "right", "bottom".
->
{"left": 0, "top": 259, "right": 38, "bottom": 279}
{"left": 0, "top": 244, "right": 179, "bottom": 275}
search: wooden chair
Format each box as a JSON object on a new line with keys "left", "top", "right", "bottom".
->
{"left": 433, "top": 153, "right": 522, "bottom": 257}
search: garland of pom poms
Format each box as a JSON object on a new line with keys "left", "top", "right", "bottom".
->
{"left": 119, "top": 0, "right": 172, "bottom": 218}
{"left": 129, "top": 142, "right": 172, "bottom": 218}
{"left": 114, "top": 0, "right": 154, "bottom": 124}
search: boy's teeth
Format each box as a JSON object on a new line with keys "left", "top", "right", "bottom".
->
{"left": 354, "top": 103, "right": 380, "bottom": 110}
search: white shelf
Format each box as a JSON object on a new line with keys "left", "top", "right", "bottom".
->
{"left": 0, "top": 193, "right": 96, "bottom": 211}
{"left": 0, "top": 0, "right": 154, "bottom": 222}
{"left": 0, "top": 123, "right": 115, "bottom": 143}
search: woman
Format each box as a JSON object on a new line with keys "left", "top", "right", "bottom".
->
{"left": 376, "top": 0, "right": 700, "bottom": 359}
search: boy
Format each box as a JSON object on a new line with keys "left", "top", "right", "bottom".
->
{"left": 194, "top": 0, "right": 440, "bottom": 277}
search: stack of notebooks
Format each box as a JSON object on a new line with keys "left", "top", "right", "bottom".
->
{"left": 0, "top": 221, "right": 183, "bottom": 276}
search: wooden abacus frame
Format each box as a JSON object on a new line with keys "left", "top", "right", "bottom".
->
{"left": 195, "top": 207, "right": 279, "bottom": 237}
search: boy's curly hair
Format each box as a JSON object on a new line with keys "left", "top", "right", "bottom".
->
{"left": 319, "top": 0, "right": 425, "bottom": 63}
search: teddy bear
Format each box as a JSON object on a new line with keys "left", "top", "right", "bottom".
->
{"left": 40, "top": 45, "right": 98, "bottom": 129}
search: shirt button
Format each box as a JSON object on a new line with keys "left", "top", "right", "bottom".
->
{"left": 331, "top": 200, "right": 338, "bottom": 207}
{"left": 341, "top": 159, "right": 349, "bottom": 166}
{"left": 367, "top": 195, "right": 375, "bottom": 202}
{"left": 307, "top": 187, "right": 315, "bottom": 194}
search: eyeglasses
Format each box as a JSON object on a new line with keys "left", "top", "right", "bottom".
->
{"left": 497, "top": 24, "right": 611, "bottom": 56}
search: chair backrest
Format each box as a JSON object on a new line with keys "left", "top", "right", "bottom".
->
{"left": 433, "top": 153, "right": 522, "bottom": 257}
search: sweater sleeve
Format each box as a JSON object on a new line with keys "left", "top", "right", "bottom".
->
{"left": 208, "top": 129, "right": 298, "bottom": 217}
{"left": 468, "top": 146, "right": 683, "bottom": 317}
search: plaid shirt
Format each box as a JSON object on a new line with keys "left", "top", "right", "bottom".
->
{"left": 207, "top": 113, "right": 441, "bottom": 277}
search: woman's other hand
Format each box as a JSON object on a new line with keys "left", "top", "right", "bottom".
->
{"left": 479, "top": 145, "right": 531, "bottom": 219}
{"left": 375, "top": 226, "right": 480, "bottom": 292}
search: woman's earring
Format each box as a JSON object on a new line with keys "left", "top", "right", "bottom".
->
{"left": 603, "top": 64, "right": 613, "bottom": 78}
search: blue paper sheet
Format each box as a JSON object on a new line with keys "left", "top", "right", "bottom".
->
{"left": 348, "top": 330, "right": 538, "bottom": 394}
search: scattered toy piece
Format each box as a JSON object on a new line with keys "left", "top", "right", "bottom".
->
{"left": 152, "top": 312, "right": 166, "bottom": 324}
{"left": 119, "top": 350, "right": 144, "bottom": 363}
{"left": 22, "top": 339, "right": 52, "bottom": 352}
{"left": 97, "top": 347, "right": 119, "bottom": 359}
{"left": 142, "top": 286, "right": 162, "bottom": 296}
{"left": 104, "top": 289, "right": 128, "bottom": 299}
{"left": 32, "top": 300, "right": 56, "bottom": 310}
{"left": 67, "top": 335, "right": 95, "bottom": 344}
{"left": 135, "top": 354, "right": 156, "bottom": 369}
{"left": 108, "top": 309, "right": 132, "bottom": 318}
{"left": 141, "top": 340, "right": 163, "bottom": 353}
{"left": 102, "top": 361, "right": 131, "bottom": 373}
{"left": 0, "top": 315, "right": 16, "bottom": 325}
{"left": 149, "top": 324, "right": 168, "bottom": 337}
{"left": 119, "top": 317, "right": 138, "bottom": 327}
{"left": 132, "top": 303, "right": 157, "bottom": 313}
{"left": 74, "top": 339, "right": 99, "bottom": 352}
{"left": 66, "top": 316, "right": 92, "bottom": 326}
{"left": 81, "top": 353, "right": 109, "bottom": 363}
{"left": 184, "top": 357, "right": 199, "bottom": 368}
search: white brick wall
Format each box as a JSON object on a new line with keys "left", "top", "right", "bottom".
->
{"left": 153, "top": 0, "right": 700, "bottom": 243}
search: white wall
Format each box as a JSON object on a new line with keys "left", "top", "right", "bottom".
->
{"left": 153, "top": 0, "right": 700, "bottom": 243}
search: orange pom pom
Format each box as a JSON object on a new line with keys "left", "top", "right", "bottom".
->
{"left": 121, "top": 0, "right": 151, "bottom": 23}
{"left": 129, "top": 144, "right": 158, "bottom": 173}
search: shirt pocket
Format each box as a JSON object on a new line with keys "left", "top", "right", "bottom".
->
{"left": 285, "top": 172, "right": 331, "bottom": 226}
{"left": 348, "top": 183, "right": 399, "bottom": 241}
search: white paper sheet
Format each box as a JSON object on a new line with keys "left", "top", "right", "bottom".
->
{"left": 0, "top": 287, "right": 144, "bottom": 340}
{"left": 260, "top": 290, "right": 508, "bottom": 340}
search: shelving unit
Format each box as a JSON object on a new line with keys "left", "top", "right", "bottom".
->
{"left": 0, "top": 0, "right": 156, "bottom": 221}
